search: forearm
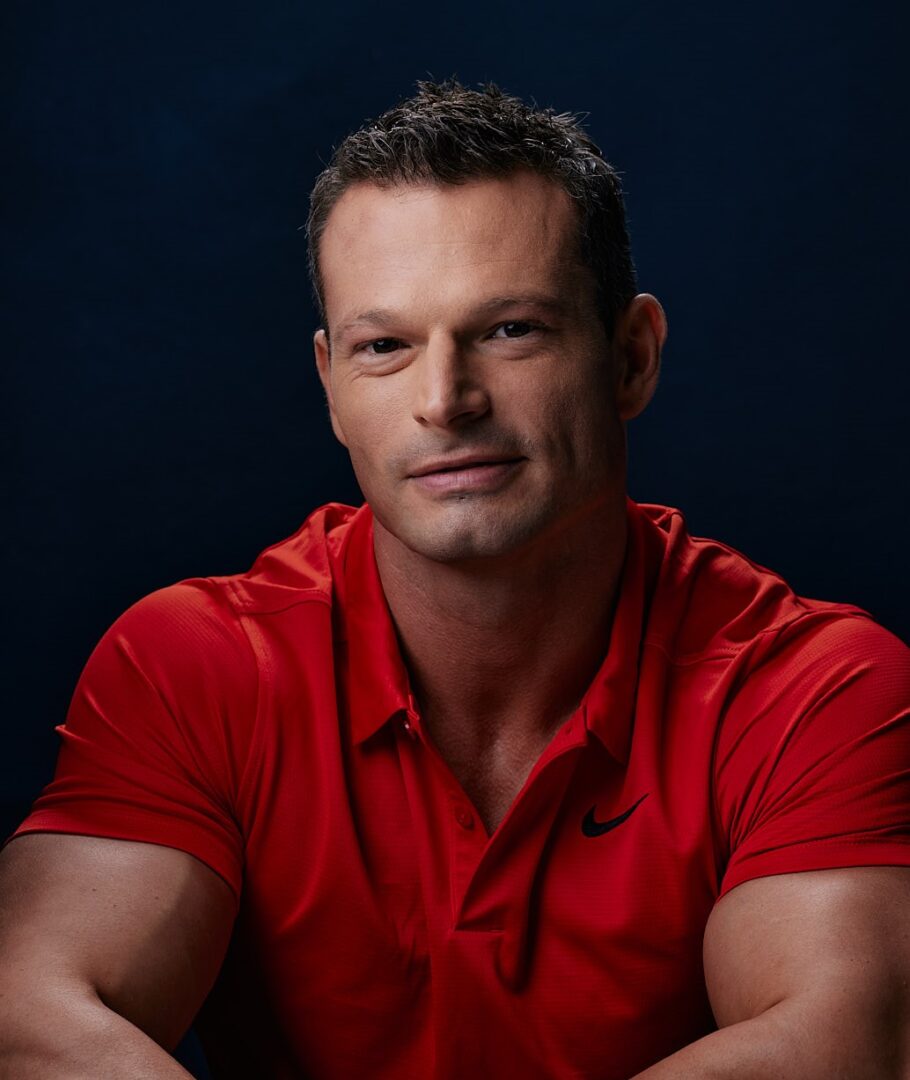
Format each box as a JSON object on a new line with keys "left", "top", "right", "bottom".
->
{"left": 0, "top": 982, "right": 194, "bottom": 1080}
{"left": 629, "top": 998, "right": 898, "bottom": 1080}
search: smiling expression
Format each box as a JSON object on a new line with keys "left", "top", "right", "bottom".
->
{"left": 313, "top": 170, "right": 634, "bottom": 565}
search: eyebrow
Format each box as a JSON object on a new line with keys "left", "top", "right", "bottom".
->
{"left": 334, "top": 293, "right": 574, "bottom": 340}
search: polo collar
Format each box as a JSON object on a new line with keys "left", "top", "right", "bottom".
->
{"left": 333, "top": 504, "right": 415, "bottom": 745}
{"left": 333, "top": 497, "right": 661, "bottom": 764}
{"left": 574, "top": 495, "right": 662, "bottom": 764}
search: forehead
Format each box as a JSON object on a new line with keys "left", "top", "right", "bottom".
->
{"left": 318, "top": 172, "right": 587, "bottom": 329}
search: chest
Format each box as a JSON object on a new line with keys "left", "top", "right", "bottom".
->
{"left": 425, "top": 724, "right": 559, "bottom": 836}
{"left": 238, "top": 720, "right": 721, "bottom": 1079}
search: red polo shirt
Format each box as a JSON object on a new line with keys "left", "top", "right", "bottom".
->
{"left": 7, "top": 497, "right": 910, "bottom": 1078}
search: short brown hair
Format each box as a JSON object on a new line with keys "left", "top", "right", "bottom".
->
{"left": 306, "top": 78, "right": 637, "bottom": 338}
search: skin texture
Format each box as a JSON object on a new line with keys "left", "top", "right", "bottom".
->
{"left": 630, "top": 866, "right": 910, "bottom": 1078}
{"left": 0, "top": 833, "right": 235, "bottom": 1077}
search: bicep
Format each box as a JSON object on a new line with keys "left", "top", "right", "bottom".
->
{"left": 703, "top": 866, "right": 910, "bottom": 1067}
{"left": 0, "top": 832, "right": 237, "bottom": 1052}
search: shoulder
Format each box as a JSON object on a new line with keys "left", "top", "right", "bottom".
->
{"left": 103, "top": 499, "right": 367, "bottom": 670}
{"left": 96, "top": 577, "right": 255, "bottom": 692}
{"left": 715, "top": 610, "right": 910, "bottom": 764}
{"left": 217, "top": 501, "right": 363, "bottom": 615}
{"left": 632, "top": 507, "right": 910, "bottom": 900}
{"left": 95, "top": 501, "right": 372, "bottom": 715}
{"left": 647, "top": 506, "right": 910, "bottom": 747}
{"left": 634, "top": 501, "right": 893, "bottom": 665}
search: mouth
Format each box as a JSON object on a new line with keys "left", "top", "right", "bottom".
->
{"left": 409, "top": 455, "right": 524, "bottom": 478}
{"left": 408, "top": 457, "right": 526, "bottom": 494}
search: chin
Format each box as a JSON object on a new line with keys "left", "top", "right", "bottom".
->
{"left": 381, "top": 500, "right": 559, "bottom": 565}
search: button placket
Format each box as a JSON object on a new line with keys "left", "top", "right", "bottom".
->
{"left": 400, "top": 694, "right": 421, "bottom": 740}
{"left": 401, "top": 713, "right": 418, "bottom": 740}
{"left": 453, "top": 746, "right": 586, "bottom": 929}
{"left": 448, "top": 785, "right": 487, "bottom": 922}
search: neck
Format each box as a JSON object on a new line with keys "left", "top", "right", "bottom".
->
{"left": 372, "top": 494, "right": 629, "bottom": 749}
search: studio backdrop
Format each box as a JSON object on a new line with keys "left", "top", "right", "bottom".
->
{"left": 4, "top": 2, "right": 907, "bottom": 1073}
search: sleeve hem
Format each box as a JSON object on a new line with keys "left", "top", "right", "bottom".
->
{"left": 718, "top": 840, "right": 910, "bottom": 902}
{"left": 4, "top": 811, "right": 243, "bottom": 910}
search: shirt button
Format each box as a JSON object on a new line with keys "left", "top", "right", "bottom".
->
{"left": 402, "top": 714, "right": 418, "bottom": 740}
{"left": 455, "top": 808, "right": 475, "bottom": 830}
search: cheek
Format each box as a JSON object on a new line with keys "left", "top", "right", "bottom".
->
{"left": 335, "top": 390, "right": 400, "bottom": 475}
{"left": 533, "top": 366, "right": 607, "bottom": 436}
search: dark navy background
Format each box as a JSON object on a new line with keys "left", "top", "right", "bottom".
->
{"left": 3, "top": 2, "right": 908, "bottom": 1075}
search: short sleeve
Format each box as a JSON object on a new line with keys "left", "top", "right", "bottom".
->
{"left": 714, "top": 614, "right": 910, "bottom": 900}
{"left": 3, "top": 579, "right": 257, "bottom": 907}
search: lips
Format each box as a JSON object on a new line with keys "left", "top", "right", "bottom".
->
{"left": 408, "top": 457, "right": 526, "bottom": 494}
{"left": 409, "top": 455, "right": 523, "bottom": 477}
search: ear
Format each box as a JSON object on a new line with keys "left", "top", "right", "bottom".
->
{"left": 314, "top": 328, "right": 349, "bottom": 448}
{"left": 611, "top": 294, "right": 667, "bottom": 421}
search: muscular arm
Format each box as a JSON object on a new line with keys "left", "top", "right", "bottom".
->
{"left": 630, "top": 866, "right": 910, "bottom": 1079}
{"left": 0, "top": 833, "right": 237, "bottom": 1079}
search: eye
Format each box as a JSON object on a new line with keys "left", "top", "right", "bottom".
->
{"left": 490, "top": 320, "right": 543, "bottom": 339}
{"left": 359, "top": 338, "right": 404, "bottom": 355}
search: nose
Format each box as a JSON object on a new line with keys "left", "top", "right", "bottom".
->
{"left": 412, "top": 334, "right": 490, "bottom": 430}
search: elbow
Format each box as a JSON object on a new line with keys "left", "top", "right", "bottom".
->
{"left": 759, "top": 989, "right": 909, "bottom": 1080}
{"left": 0, "top": 976, "right": 108, "bottom": 1074}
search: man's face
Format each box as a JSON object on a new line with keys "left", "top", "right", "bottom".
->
{"left": 314, "top": 171, "right": 633, "bottom": 564}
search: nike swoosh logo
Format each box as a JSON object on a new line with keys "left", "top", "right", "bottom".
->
{"left": 581, "top": 792, "right": 649, "bottom": 837}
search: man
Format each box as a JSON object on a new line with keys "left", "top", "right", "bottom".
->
{"left": 1, "top": 79, "right": 908, "bottom": 1079}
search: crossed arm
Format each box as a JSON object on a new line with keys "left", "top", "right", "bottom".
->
{"left": 0, "top": 835, "right": 908, "bottom": 1079}
{"left": 0, "top": 834, "right": 236, "bottom": 1079}
{"left": 631, "top": 864, "right": 910, "bottom": 1079}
